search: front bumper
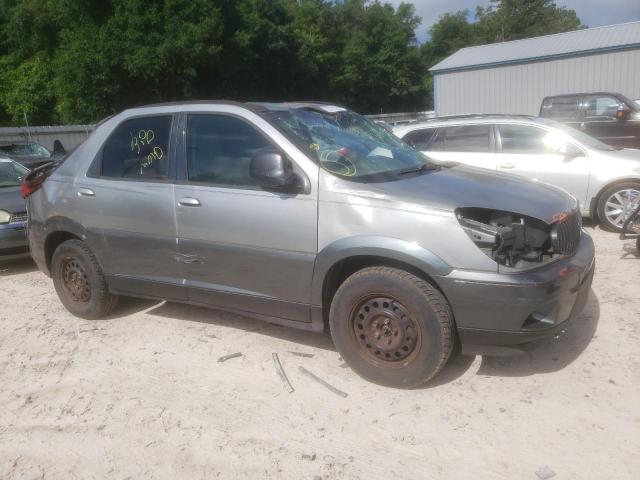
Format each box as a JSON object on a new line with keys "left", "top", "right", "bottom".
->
{"left": 0, "top": 221, "right": 29, "bottom": 260}
{"left": 437, "top": 231, "right": 595, "bottom": 355}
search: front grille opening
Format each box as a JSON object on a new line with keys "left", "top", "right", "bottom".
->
{"left": 10, "top": 212, "right": 28, "bottom": 223}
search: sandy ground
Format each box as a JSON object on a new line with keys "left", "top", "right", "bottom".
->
{"left": 0, "top": 225, "right": 638, "bottom": 480}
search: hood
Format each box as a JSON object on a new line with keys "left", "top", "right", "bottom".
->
{"left": 349, "top": 165, "right": 577, "bottom": 225}
{"left": 0, "top": 186, "right": 27, "bottom": 214}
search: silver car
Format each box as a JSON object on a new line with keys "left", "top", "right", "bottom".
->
{"left": 25, "top": 102, "right": 594, "bottom": 388}
{"left": 394, "top": 115, "right": 640, "bottom": 231}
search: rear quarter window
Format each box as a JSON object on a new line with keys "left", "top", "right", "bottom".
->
{"left": 101, "top": 116, "right": 172, "bottom": 179}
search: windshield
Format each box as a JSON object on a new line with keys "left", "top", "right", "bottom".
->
{"left": 0, "top": 159, "right": 29, "bottom": 187}
{"left": 538, "top": 118, "right": 617, "bottom": 151}
{"left": 0, "top": 143, "right": 51, "bottom": 158}
{"left": 262, "top": 108, "right": 432, "bottom": 181}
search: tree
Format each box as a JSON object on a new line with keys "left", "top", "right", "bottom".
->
{"left": 475, "top": 0, "right": 584, "bottom": 43}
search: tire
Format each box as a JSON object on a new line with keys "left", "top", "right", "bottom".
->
{"left": 51, "top": 239, "right": 118, "bottom": 319}
{"left": 329, "top": 267, "right": 454, "bottom": 388}
{"left": 597, "top": 181, "right": 640, "bottom": 232}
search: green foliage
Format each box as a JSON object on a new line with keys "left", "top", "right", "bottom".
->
{"left": 0, "top": 0, "right": 584, "bottom": 125}
{"left": 476, "top": 0, "right": 583, "bottom": 43}
{"left": 420, "top": 0, "right": 583, "bottom": 106}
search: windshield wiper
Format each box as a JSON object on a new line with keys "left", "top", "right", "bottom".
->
{"left": 397, "top": 163, "right": 437, "bottom": 175}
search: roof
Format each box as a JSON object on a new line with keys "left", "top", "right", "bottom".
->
{"left": 430, "top": 21, "right": 640, "bottom": 73}
{"left": 392, "top": 115, "right": 549, "bottom": 136}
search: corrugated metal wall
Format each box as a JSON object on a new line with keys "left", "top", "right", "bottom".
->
{"left": 434, "top": 49, "right": 640, "bottom": 116}
{"left": 0, "top": 125, "right": 94, "bottom": 153}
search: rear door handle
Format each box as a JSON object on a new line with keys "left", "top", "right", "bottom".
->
{"left": 499, "top": 163, "right": 515, "bottom": 169}
{"left": 78, "top": 188, "right": 95, "bottom": 197}
{"left": 178, "top": 197, "right": 201, "bottom": 207}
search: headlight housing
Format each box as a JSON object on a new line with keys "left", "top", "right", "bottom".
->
{"left": 457, "top": 208, "right": 555, "bottom": 270}
{"left": 0, "top": 210, "right": 11, "bottom": 224}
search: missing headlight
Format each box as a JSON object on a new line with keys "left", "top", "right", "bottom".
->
{"left": 457, "top": 208, "right": 553, "bottom": 269}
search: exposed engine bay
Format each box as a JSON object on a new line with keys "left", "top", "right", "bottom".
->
{"left": 457, "top": 207, "right": 556, "bottom": 269}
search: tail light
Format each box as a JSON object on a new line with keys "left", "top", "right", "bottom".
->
{"left": 21, "top": 166, "right": 50, "bottom": 198}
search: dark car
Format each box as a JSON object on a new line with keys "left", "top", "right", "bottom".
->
{"left": 540, "top": 92, "right": 640, "bottom": 149}
{"left": 0, "top": 141, "right": 56, "bottom": 169}
{"left": 0, "top": 158, "right": 29, "bottom": 261}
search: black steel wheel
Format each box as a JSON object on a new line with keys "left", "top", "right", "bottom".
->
{"left": 330, "top": 266, "right": 454, "bottom": 388}
{"left": 61, "top": 258, "right": 91, "bottom": 303}
{"left": 351, "top": 296, "right": 421, "bottom": 366}
{"left": 51, "top": 239, "right": 118, "bottom": 319}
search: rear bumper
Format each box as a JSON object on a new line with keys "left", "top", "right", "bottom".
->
{"left": 437, "top": 231, "right": 595, "bottom": 355}
{"left": 0, "top": 221, "right": 29, "bottom": 260}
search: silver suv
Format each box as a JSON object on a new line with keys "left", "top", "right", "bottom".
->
{"left": 25, "top": 102, "right": 595, "bottom": 388}
{"left": 394, "top": 115, "right": 640, "bottom": 231}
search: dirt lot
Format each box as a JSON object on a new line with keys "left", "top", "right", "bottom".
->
{"left": 0, "top": 225, "right": 638, "bottom": 480}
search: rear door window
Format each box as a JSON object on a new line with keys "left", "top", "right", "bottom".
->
{"left": 497, "top": 124, "right": 550, "bottom": 154}
{"left": 101, "top": 116, "right": 172, "bottom": 179}
{"left": 403, "top": 128, "right": 438, "bottom": 150}
{"left": 441, "top": 125, "right": 490, "bottom": 152}
{"left": 540, "top": 96, "right": 581, "bottom": 120}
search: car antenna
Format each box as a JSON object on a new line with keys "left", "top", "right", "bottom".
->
{"left": 23, "top": 111, "right": 32, "bottom": 143}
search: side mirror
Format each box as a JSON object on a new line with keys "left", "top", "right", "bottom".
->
{"left": 559, "top": 143, "right": 583, "bottom": 160}
{"left": 616, "top": 106, "right": 631, "bottom": 121}
{"left": 250, "top": 152, "right": 297, "bottom": 190}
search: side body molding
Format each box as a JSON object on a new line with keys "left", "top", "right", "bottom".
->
{"left": 310, "top": 235, "right": 453, "bottom": 306}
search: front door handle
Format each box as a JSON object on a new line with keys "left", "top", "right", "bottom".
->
{"left": 499, "top": 163, "right": 515, "bottom": 169}
{"left": 178, "top": 197, "right": 201, "bottom": 207}
{"left": 78, "top": 188, "right": 95, "bottom": 197}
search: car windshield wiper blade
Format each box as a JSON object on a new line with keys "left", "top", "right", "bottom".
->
{"left": 396, "top": 163, "right": 436, "bottom": 175}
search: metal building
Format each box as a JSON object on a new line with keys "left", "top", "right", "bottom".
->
{"left": 430, "top": 21, "right": 640, "bottom": 116}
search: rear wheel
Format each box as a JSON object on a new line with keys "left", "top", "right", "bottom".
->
{"left": 329, "top": 267, "right": 454, "bottom": 388}
{"left": 51, "top": 239, "right": 118, "bottom": 319}
{"left": 597, "top": 181, "right": 640, "bottom": 231}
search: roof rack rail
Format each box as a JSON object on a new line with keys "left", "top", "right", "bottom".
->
{"left": 420, "top": 113, "right": 536, "bottom": 121}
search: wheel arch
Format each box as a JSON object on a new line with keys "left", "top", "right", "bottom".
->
{"left": 312, "top": 237, "right": 453, "bottom": 323}
{"left": 43, "top": 217, "right": 93, "bottom": 272}
{"left": 589, "top": 176, "right": 640, "bottom": 220}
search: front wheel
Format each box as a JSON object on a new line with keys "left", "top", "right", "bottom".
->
{"left": 51, "top": 239, "right": 118, "bottom": 319}
{"left": 597, "top": 182, "right": 640, "bottom": 231}
{"left": 329, "top": 267, "right": 454, "bottom": 388}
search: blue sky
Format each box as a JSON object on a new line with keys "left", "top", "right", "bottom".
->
{"left": 386, "top": 0, "right": 640, "bottom": 41}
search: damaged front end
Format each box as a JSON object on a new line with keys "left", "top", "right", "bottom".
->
{"left": 457, "top": 207, "right": 581, "bottom": 270}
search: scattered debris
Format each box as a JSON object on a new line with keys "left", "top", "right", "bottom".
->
{"left": 298, "top": 366, "right": 348, "bottom": 398}
{"left": 288, "top": 351, "right": 314, "bottom": 358}
{"left": 272, "top": 353, "right": 294, "bottom": 393}
{"left": 535, "top": 466, "right": 556, "bottom": 480}
{"left": 217, "top": 352, "right": 242, "bottom": 363}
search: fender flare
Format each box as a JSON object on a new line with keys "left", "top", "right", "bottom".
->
{"left": 310, "top": 235, "right": 452, "bottom": 306}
